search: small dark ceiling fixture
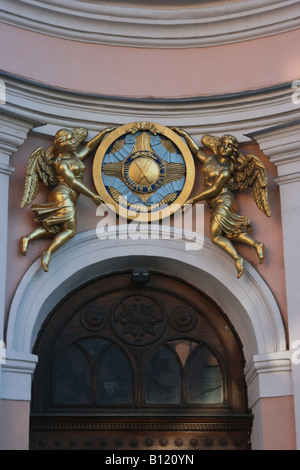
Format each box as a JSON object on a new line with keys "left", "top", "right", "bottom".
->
{"left": 131, "top": 269, "right": 150, "bottom": 284}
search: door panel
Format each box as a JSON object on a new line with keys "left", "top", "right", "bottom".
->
{"left": 30, "top": 272, "right": 252, "bottom": 450}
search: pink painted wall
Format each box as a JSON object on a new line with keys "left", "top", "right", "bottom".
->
{"left": 1, "top": 23, "right": 300, "bottom": 97}
{"left": 0, "top": 400, "right": 30, "bottom": 450}
{"left": 260, "top": 397, "right": 296, "bottom": 450}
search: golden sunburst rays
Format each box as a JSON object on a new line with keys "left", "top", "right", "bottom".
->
{"left": 159, "top": 135, "right": 178, "bottom": 154}
{"left": 102, "top": 161, "right": 123, "bottom": 179}
{"left": 164, "top": 163, "right": 185, "bottom": 184}
{"left": 132, "top": 132, "right": 152, "bottom": 153}
{"left": 102, "top": 132, "right": 186, "bottom": 201}
{"left": 109, "top": 137, "right": 126, "bottom": 155}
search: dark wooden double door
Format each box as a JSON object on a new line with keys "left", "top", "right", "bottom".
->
{"left": 30, "top": 272, "right": 252, "bottom": 450}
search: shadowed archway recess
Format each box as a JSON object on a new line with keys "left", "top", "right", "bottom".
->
{"left": 30, "top": 270, "right": 252, "bottom": 450}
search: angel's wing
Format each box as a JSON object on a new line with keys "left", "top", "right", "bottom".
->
{"left": 201, "top": 134, "right": 221, "bottom": 155}
{"left": 229, "top": 153, "right": 271, "bottom": 217}
{"left": 20, "top": 146, "right": 58, "bottom": 208}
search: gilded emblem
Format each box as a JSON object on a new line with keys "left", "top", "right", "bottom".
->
{"left": 93, "top": 122, "right": 195, "bottom": 221}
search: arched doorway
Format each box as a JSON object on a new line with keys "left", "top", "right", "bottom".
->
{"left": 30, "top": 271, "right": 252, "bottom": 450}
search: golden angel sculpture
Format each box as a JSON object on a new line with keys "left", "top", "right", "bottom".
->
{"left": 20, "top": 127, "right": 115, "bottom": 271}
{"left": 172, "top": 128, "right": 271, "bottom": 278}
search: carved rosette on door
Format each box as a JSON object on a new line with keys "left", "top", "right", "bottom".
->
{"left": 112, "top": 294, "right": 166, "bottom": 345}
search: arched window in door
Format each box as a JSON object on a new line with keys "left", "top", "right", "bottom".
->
{"left": 51, "top": 337, "right": 224, "bottom": 409}
{"left": 52, "top": 338, "right": 134, "bottom": 405}
{"left": 145, "top": 341, "right": 223, "bottom": 405}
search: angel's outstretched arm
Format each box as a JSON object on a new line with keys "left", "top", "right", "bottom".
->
{"left": 172, "top": 128, "right": 207, "bottom": 164}
{"left": 77, "top": 127, "right": 116, "bottom": 160}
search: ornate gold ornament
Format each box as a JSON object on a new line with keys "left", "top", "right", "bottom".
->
{"left": 172, "top": 128, "right": 271, "bottom": 278}
{"left": 92, "top": 122, "right": 195, "bottom": 222}
{"left": 19, "top": 121, "right": 270, "bottom": 279}
{"left": 19, "top": 127, "right": 115, "bottom": 271}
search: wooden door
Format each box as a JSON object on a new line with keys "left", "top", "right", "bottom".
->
{"left": 30, "top": 272, "right": 252, "bottom": 450}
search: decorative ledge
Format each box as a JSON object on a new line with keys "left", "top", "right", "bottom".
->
{"left": 249, "top": 121, "right": 300, "bottom": 175}
{"left": 0, "top": 350, "right": 38, "bottom": 401}
{"left": 1, "top": 72, "right": 299, "bottom": 144}
{"left": 244, "top": 351, "right": 293, "bottom": 408}
{"left": 0, "top": 0, "right": 300, "bottom": 48}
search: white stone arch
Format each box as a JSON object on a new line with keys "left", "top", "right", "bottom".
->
{"left": 3, "top": 227, "right": 292, "bottom": 449}
{"left": 6, "top": 227, "right": 286, "bottom": 357}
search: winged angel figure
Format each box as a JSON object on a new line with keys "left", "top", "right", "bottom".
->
{"left": 20, "top": 127, "right": 115, "bottom": 271}
{"left": 172, "top": 128, "right": 271, "bottom": 278}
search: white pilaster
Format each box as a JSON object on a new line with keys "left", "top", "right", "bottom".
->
{"left": 253, "top": 121, "right": 300, "bottom": 449}
{"left": 0, "top": 110, "right": 42, "bottom": 397}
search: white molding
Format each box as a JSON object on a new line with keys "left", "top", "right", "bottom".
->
{"left": 1, "top": 73, "right": 299, "bottom": 144}
{"left": 0, "top": 111, "right": 43, "bottom": 159}
{"left": 0, "top": 0, "right": 300, "bottom": 48}
{"left": 0, "top": 163, "right": 14, "bottom": 176}
{"left": 245, "top": 352, "right": 293, "bottom": 408}
{"left": 250, "top": 122, "right": 300, "bottom": 173}
{"left": 274, "top": 172, "right": 300, "bottom": 185}
{"left": 0, "top": 350, "right": 38, "bottom": 401}
{"left": 0, "top": 110, "right": 41, "bottom": 387}
{"left": 251, "top": 120, "right": 300, "bottom": 183}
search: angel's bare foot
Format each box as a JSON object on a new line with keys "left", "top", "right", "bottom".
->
{"left": 20, "top": 236, "right": 29, "bottom": 256}
{"left": 235, "top": 257, "right": 244, "bottom": 279}
{"left": 255, "top": 242, "right": 265, "bottom": 264}
{"left": 41, "top": 251, "right": 51, "bottom": 272}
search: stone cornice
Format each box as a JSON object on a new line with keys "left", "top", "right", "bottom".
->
{"left": 0, "top": 0, "right": 300, "bottom": 48}
{"left": 249, "top": 121, "right": 300, "bottom": 173}
{"left": 274, "top": 172, "right": 300, "bottom": 185}
{"left": 1, "top": 72, "right": 299, "bottom": 144}
{"left": 0, "top": 108, "right": 43, "bottom": 159}
{"left": 244, "top": 352, "right": 292, "bottom": 408}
